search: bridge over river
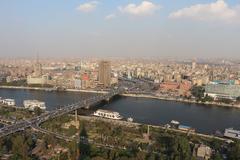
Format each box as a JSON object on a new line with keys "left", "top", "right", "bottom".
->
{"left": 0, "top": 87, "right": 125, "bottom": 138}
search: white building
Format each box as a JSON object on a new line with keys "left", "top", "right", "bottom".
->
{"left": 3, "top": 99, "right": 16, "bottom": 106}
{"left": 74, "top": 79, "right": 82, "bottom": 89}
{"left": 27, "top": 58, "right": 50, "bottom": 85}
{"left": 27, "top": 75, "right": 50, "bottom": 85}
{"left": 196, "top": 144, "right": 212, "bottom": 160}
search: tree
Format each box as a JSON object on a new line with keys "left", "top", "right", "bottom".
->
{"left": 176, "top": 137, "right": 192, "bottom": 160}
{"left": 211, "top": 139, "right": 222, "bottom": 152}
{"left": 218, "top": 98, "right": 232, "bottom": 104}
{"left": 68, "top": 140, "right": 78, "bottom": 160}
{"left": 212, "top": 152, "right": 223, "bottom": 160}
{"left": 228, "top": 141, "right": 240, "bottom": 160}
{"left": 202, "top": 95, "right": 214, "bottom": 102}
{"left": 236, "top": 97, "right": 240, "bottom": 102}
{"left": 59, "top": 152, "right": 68, "bottom": 160}
{"left": 78, "top": 123, "right": 91, "bottom": 160}
{"left": 34, "top": 107, "right": 43, "bottom": 116}
{"left": 43, "top": 134, "right": 56, "bottom": 149}
{"left": 156, "top": 135, "right": 192, "bottom": 160}
{"left": 191, "top": 86, "right": 205, "bottom": 100}
{"left": 11, "top": 135, "right": 30, "bottom": 160}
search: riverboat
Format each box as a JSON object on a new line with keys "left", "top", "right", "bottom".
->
{"left": 178, "top": 125, "right": 195, "bottom": 132}
{"left": 170, "top": 120, "right": 180, "bottom": 128}
{"left": 93, "top": 109, "right": 123, "bottom": 120}
{"left": 224, "top": 128, "right": 240, "bottom": 139}
{"left": 2, "top": 99, "right": 16, "bottom": 106}
{"left": 127, "top": 117, "right": 134, "bottom": 122}
{"left": 23, "top": 100, "right": 46, "bottom": 111}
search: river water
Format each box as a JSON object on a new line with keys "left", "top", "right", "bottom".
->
{"left": 0, "top": 88, "right": 240, "bottom": 134}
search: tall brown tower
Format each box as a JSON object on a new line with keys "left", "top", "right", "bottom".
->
{"left": 99, "top": 61, "right": 111, "bottom": 88}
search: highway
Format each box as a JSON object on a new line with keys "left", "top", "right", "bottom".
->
{"left": 0, "top": 86, "right": 125, "bottom": 138}
{"left": 0, "top": 117, "right": 15, "bottom": 125}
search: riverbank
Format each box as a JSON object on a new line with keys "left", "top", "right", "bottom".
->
{"left": 71, "top": 114, "right": 232, "bottom": 142}
{"left": 0, "top": 85, "right": 107, "bottom": 94}
{"left": 121, "top": 93, "right": 240, "bottom": 109}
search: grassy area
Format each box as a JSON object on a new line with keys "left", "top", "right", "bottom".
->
{"left": 40, "top": 114, "right": 234, "bottom": 159}
{"left": 0, "top": 105, "right": 34, "bottom": 120}
{"left": 1, "top": 113, "right": 240, "bottom": 159}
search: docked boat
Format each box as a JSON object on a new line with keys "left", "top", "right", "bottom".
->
{"left": 2, "top": 99, "right": 16, "bottom": 106}
{"left": 93, "top": 109, "right": 123, "bottom": 120}
{"left": 224, "top": 128, "right": 240, "bottom": 140}
{"left": 170, "top": 120, "right": 180, "bottom": 128}
{"left": 127, "top": 117, "right": 134, "bottom": 122}
{"left": 178, "top": 125, "right": 195, "bottom": 132}
{"left": 23, "top": 100, "right": 46, "bottom": 111}
{"left": 171, "top": 120, "right": 180, "bottom": 125}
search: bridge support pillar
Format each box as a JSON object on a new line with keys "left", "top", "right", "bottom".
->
{"left": 106, "top": 98, "right": 110, "bottom": 103}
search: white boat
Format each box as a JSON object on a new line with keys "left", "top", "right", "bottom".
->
{"left": 170, "top": 120, "right": 180, "bottom": 129}
{"left": 224, "top": 128, "right": 240, "bottom": 140}
{"left": 23, "top": 100, "right": 46, "bottom": 111}
{"left": 127, "top": 117, "right": 134, "bottom": 122}
{"left": 2, "top": 99, "right": 16, "bottom": 106}
{"left": 93, "top": 109, "right": 123, "bottom": 120}
{"left": 171, "top": 120, "right": 180, "bottom": 125}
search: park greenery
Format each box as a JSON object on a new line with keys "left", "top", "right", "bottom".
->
{"left": 0, "top": 106, "right": 34, "bottom": 120}
{"left": 191, "top": 86, "right": 237, "bottom": 104}
{"left": 1, "top": 114, "right": 240, "bottom": 159}
{"left": 40, "top": 115, "right": 240, "bottom": 159}
{"left": 0, "top": 79, "right": 53, "bottom": 88}
{"left": 191, "top": 86, "right": 205, "bottom": 100}
{"left": 191, "top": 86, "right": 214, "bottom": 102}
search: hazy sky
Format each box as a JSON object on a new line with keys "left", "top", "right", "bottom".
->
{"left": 0, "top": 0, "right": 240, "bottom": 59}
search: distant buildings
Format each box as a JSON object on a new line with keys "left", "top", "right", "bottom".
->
{"left": 27, "top": 59, "right": 50, "bottom": 85}
{"left": 159, "top": 80, "right": 192, "bottom": 96}
{"left": 205, "top": 82, "right": 240, "bottom": 100}
{"left": 99, "top": 61, "right": 111, "bottom": 88}
{"left": 193, "top": 144, "right": 212, "bottom": 160}
{"left": 192, "top": 60, "right": 196, "bottom": 70}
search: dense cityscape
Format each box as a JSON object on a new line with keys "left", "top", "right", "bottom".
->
{"left": 1, "top": 0, "right": 240, "bottom": 159}
{"left": 0, "top": 58, "right": 240, "bottom": 159}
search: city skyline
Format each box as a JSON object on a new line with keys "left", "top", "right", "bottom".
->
{"left": 0, "top": 0, "right": 240, "bottom": 59}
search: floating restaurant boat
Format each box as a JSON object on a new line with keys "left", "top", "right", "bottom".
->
{"left": 1, "top": 98, "right": 16, "bottom": 106}
{"left": 23, "top": 100, "right": 46, "bottom": 111}
{"left": 93, "top": 109, "right": 123, "bottom": 120}
{"left": 170, "top": 120, "right": 195, "bottom": 132}
{"left": 224, "top": 128, "right": 240, "bottom": 139}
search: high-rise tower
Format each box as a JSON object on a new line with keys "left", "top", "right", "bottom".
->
{"left": 99, "top": 61, "right": 111, "bottom": 88}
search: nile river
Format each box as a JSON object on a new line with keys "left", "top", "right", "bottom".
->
{"left": 1, "top": 88, "right": 240, "bottom": 134}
